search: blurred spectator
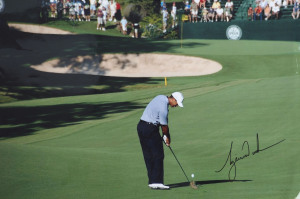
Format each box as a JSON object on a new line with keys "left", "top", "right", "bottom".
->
{"left": 102, "top": 5, "right": 107, "bottom": 24}
{"left": 115, "top": 1, "right": 122, "bottom": 21}
{"left": 282, "top": 0, "right": 288, "bottom": 8}
{"left": 254, "top": 5, "right": 263, "bottom": 20}
{"left": 199, "top": 0, "right": 206, "bottom": 8}
{"left": 292, "top": 0, "right": 299, "bottom": 19}
{"left": 161, "top": 0, "right": 166, "bottom": 12}
{"left": 275, "top": 0, "right": 282, "bottom": 7}
{"left": 74, "top": 1, "right": 83, "bottom": 21}
{"left": 207, "top": 6, "right": 215, "bottom": 22}
{"left": 41, "top": 0, "right": 50, "bottom": 22}
{"left": 287, "top": 0, "right": 293, "bottom": 5}
{"left": 225, "top": 0, "right": 234, "bottom": 12}
{"left": 57, "top": 0, "right": 64, "bottom": 19}
{"left": 201, "top": 7, "right": 208, "bottom": 22}
{"left": 160, "top": 0, "right": 164, "bottom": 7}
{"left": 212, "top": 0, "right": 221, "bottom": 11}
{"left": 162, "top": 8, "right": 169, "bottom": 32}
{"left": 69, "top": 4, "right": 75, "bottom": 20}
{"left": 109, "top": 0, "right": 117, "bottom": 22}
{"left": 90, "top": 0, "right": 96, "bottom": 16}
{"left": 74, "top": 0, "right": 80, "bottom": 20}
{"left": 184, "top": 1, "right": 192, "bottom": 22}
{"left": 248, "top": 6, "right": 253, "bottom": 20}
{"left": 215, "top": 5, "right": 224, "bottom": 21}
{"left": 224, "top": 5, "right": 232, "bottom": 21}
{"left": 259, "top": 0, "right": 267, "bottom": 10}
{"left": 120, "top": 16, "right": 128, "bottom": 34}
{"left": 264, "top": 4, "right": 271, "bottom": 20}
{"left": 269, "top": 0, "right": 275, "bottom": 10}
{"left": 64, "top": 0, "right": 70, "bottom": 15}
{"left": 272, "top": 3, "right": 280, "bottom": 19}
{"left": 50, "top": 0, "right": 57, "bottom": 18}
{"left": 97, "top": 6, "right": 105, "bottom": 30}
{"left": 102, "top": 0, "right": 109, "bottom": 18}
{"left": 171, "top": 2, "right": 177, "bottom": 28}
{"left": 255, "top": 0, "right": 260, "bottom": 7}
{"left": 79, "top": 4, "right": 84, "bottom": 21}
{"left": 191, "top": 0, "right": 199, "bottom": 23}
{"left": 133, "top": 22, "right": 139, "bottom": 38}
{"left": 84, "top": 2, "right": 91, "bottom": 21}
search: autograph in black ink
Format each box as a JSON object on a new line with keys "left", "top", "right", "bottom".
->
{"left": 215, "top": 133, "right": 285, "bottom": 180}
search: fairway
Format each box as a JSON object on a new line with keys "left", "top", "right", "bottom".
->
{"left": 1, "top": 22, "right": 300, "bottom": 199}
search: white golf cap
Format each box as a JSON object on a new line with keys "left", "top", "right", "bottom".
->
{"left": 172, "top": 92, "right": 184, "bottom": 107}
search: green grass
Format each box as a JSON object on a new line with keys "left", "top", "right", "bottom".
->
{"left": 45, "top": 20, "right": 128, "bottom": 37}
{"left": 0, "top": 22, "right": 300, "bottom": 199}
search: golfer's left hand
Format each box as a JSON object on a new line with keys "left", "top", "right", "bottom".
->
{"left": 163, "top": 135, "right": 170, "bottom": 147}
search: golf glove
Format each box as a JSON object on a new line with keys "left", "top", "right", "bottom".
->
{"left": 163, "top": 135, "right": 170, "bottom": 146}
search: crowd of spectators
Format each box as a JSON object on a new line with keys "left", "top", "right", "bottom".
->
{"left": 247, "top": 0, "right": 299, "bottom": 20}
{"left": 40, "top": 0, "right": 299, "bottom": 39}
{"left": 160, "top": 1, "right": 177, "bottom": 33}
{"left": 94, "top": 0, "right": 121, "bottom": 31}
{"left": 40, "top": 0, "right": 142, "bottom": 36}
{"left": 41, "top": 0, "right": 122, "bottom": 29}
{"left": 165, "top": 0, "right": 299, "bottom": 24}
{"left": 182, "top": 0, "right": 235, "bottom": 22}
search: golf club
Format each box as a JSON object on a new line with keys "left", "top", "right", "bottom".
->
{"left": 163, "top": 136, "right": 198, "bottom": 189}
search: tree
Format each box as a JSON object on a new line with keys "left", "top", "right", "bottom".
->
{"left": 125, "top": 0, "right": 161, "bottom": 15}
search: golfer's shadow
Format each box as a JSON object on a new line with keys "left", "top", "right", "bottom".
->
{"left": 166, "top": 179, "right": 252, "bottom": 189}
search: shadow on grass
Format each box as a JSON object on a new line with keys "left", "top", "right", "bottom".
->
{"left": 0, "top": 27, "right": 209, "bottom": 102}
{"left": 0, "top": 76, "right": 161, "bottom": 101}
{"left": 167, "top": 179, "right": 252, "bottom": 189}
{"left": 0, "top": 101, "right": 143, "bottom": 138}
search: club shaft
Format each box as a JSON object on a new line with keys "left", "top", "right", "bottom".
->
{"left": 169, "top": 146, "right": 190, "bottom": 183}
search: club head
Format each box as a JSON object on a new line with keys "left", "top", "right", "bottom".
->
{"left": 190, "top": 181, "right": 198, "bottom": 189}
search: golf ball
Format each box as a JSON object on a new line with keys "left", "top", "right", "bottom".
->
{"left": 191, "top": 174, "right": 194, "bottom": 178}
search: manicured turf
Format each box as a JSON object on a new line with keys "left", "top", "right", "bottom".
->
{"left": 0, "top": 22, "right": 300, "bottom": 199}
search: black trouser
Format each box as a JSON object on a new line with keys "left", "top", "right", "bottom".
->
{"left": 57, "top": 10, "right": 63, "bottom": 19}
{"left": 137, "top": 120, "right": 164, "bottom": 184}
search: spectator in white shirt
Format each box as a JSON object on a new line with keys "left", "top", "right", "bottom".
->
{"left": 90, "top": 0, "right": 96, "bottom": 16}
{"left": 171, "top": 2, "right": 177, "bottom": 28}
{"left": 162, "top": 8, "right": 169, "bottom": 33}
{"left": 269, "top": 0, "right": 276, "bottom": 10}
{"left": 259, "top": 0, "right": 268, "bottom": 9}
{"left": 275, "top": 0, "right": 282, "bottom": 6}
{"left": 120, "top": 16, "right": 127, "bottom": 34}
{"left": 215, "top": 5, "right": 224, "bottom": 21}
{"left": 225, "top": 0, "right": 234, "bottom": 12}
{"left": 272, "top": 3, "right": 280, "bottom": 19}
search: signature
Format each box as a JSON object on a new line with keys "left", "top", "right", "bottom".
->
{"left": 215, "top": 133, "right": 285, "bottom": 180}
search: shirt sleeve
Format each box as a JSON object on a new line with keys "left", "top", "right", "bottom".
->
{"left": 158, "top": 104, "right": 169, "bottom": 125}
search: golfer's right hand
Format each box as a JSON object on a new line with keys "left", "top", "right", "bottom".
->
{"left": 163, "top": 135, "right": 170, "bottom": 147}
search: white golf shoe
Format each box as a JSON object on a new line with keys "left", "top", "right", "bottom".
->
{"left": 148, "top": 183, "right": 170, "bottom": 190}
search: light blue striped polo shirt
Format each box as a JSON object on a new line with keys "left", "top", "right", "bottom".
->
{"left": 140, "top": 95, "right": 169, "bottom": 125}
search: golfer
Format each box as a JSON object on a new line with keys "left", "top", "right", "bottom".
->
{"left": 137, "top": 92, "right": 184, "bottom": 190}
